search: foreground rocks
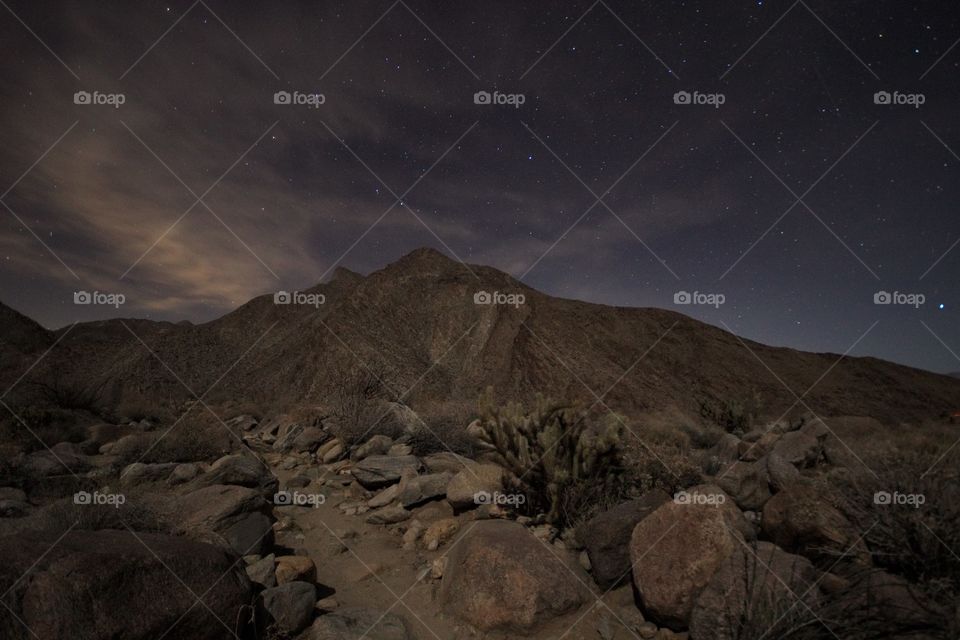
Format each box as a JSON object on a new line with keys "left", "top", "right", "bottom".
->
{"left": 441, "top": 520, "right": 585, "bottom": 633}
{"left": 304, "top": 607, "right": 413, "bottom": 640}
{"left": 577, "top": 489, "right": 670, "bottom": 589}
{"left": 0, "top": 529, "right": 253, "bottom": 640}
{"left": 630, "top": 486, "right": 749, "bottom": 629}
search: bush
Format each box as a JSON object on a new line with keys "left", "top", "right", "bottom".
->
{"left": 471, "top": 388, "right": 625, "bottom": 526}
{"left": 699, "top": 390, "right": 763, "bottom": 435}
{"left": 27, "top": 373, "right": 105, "bottom": 415}
{"left": 328, "top": 363, "right": 401, "bottom": 449}
{"left": 408, "top": 404, "right": 476, "bottom": 457}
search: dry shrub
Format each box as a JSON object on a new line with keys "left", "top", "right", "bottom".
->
{"left": 407, "top": 402, "right": 476, "bottom": 457}
{"left": 25, "top": 493, "right": 172, "bottom": 535}
{"left": 115, "top": 414, "right": 234, "bottom": 466}
{"left": 328, "top": 362, "right": 402, "bottom": 448}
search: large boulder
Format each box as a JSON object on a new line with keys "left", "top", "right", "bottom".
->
{"left": 576, "top": 489, "right": 671, "bottom": 589}
{"left": 629, "top": 485, "right": 748, "bottom": 629}
{"left": 445, "top": 464, "right": 505, "bottom": 509}
{"left": 771, "top": 431, "right": 821, "bottom": 468}
{"left": 396, "top": 472, "right": 451, "bottom": 508}
{"left": 351, "top": 455, "right": 421, "bottom": 489}
{"left": 20, "top": 443, "right": 91, "bottom": 477}
{"left": 714, "top": 460, "right": 772, "bottom": 510}
{"left": 174, "top": 484, "right": 275, "bottom": 555}
{"left": 191, "top": 453, "right": 277, "bottom": 497}
{"left": 761, "top": 484, "right": 870, "bottom": 570}
{"left": 284, "top": 426, "right": 329, "bottom": 454}
{"left": 351, "top": 435, "right": 394, "bottom": 461}
{"left": 303, "top": 607, "right": 413, "bottom": 640}
{"left": 765, "top": 452, "right": 801, "bottom": 492}
{"left": 440, "top": 520, "right": 585, "bottom": 632}
{"left": 689, "top": 541, "right": 819, "bottom": 640}
{"left": 0, "top": 529, "right": 252, "bottom": 640}
{"left": 119, "top": 462, "right": 178, "bottom": 488}
{"left": 259, "top": 581, "right": 316, "bottom": 634}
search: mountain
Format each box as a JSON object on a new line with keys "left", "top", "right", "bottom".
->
{"left": 2, "top": 248, "right": 958, "bottom": 424}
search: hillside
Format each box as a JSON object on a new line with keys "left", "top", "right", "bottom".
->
{"left": 2, "top": 248, "right": 958, "bottom": 424}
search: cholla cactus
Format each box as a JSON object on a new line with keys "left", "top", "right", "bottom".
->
{"left": 473, "top": 387, "right": 624, "bottom": 524}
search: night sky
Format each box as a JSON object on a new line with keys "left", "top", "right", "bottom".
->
{"left": 1, "top": 1, "right": 959, "bottom": 373}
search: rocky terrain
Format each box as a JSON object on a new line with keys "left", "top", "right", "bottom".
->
{"left": 1, "top": 249, "right": 958, "bottom": 639}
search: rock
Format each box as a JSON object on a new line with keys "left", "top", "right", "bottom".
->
{"left": 412, "top": 499, "right": 454, "bottom": 523}
{"left": 352, "top": 455, "right": 421, "bottom": 489}
{"left": 303, "top": 607, "right": 413, "bottom": 640}
{"left": 689, "top": 541, "right": 818, "bottom": 639}
{"left": 314, "top": 596, "right": 339, "bottom": 611}
{"left": 576, "top": 490, "right": 671, "bottom": 589}
{"left": 21, "top": 443, "right": 91, "bottom": 477}
{"left": 317, "top": 438, "right": 344, "bottom": 463}
{"left": 120, "top": 462, "right": 178, "bottom": 488}
{"left": 771, "top": 431, "right": 821, "bottom": 468}
{"left": 422, "top": 451, "right": 474, "bottom": 474}
{"left": 396, "top": 472, "right": 451, "bottom": 508}
{"left": 388, "top": 443, "right": 412, "bottom": 456}
{"left": 246, "top": 553, "right": 277, "bottom": 589}
{"left": 0, "top": 499, "right": 30, "bottom": 518}
{"left": 226, "top": 414, "right": 258, "bottom": 432}
{"left": 708, "top": 434, "right": 741, "bottom": 464}
{"left": 430, "top": 556, "right": 448, "bottom": 579}
{"left": 0, "top": 529, "right": 252, "bottom": 640}
{"left": 260, "top": 581, "right": 316, "bottom": 634}
{"left": 402, "top": 521, "right": 423, "bottom": 550}
{"left": 289, "top": 426, "right": 329, "bottom": 453}
{"left": 798, "top": 414, "right": 829, "bottom": 439}
{"left": 368, "top": 484, "right": 400, "bottom": 508}
{"left": 174, "top": 484, "right": 275, "bottom": 555}
{"left": 737, "top": 431, "right": 780, "bottom": 461}
{"left": 630, "top": 487, "right": 746, "bottom": 629}
{"left": 821, "top": 435, "right": 860, "bottom": 469}
{"left": 638, "top": 622, "right": 658, "bottom": 639}
{"left": 765, "top": 452, "right": 801, "bottom": 492}
{"left": 0, "top": 487, "right": 27, "bottom": 502}
{"left": 386, "top": 402, "right": 426, "bottom": 435}
{"left": 440, "top": 520, "right": 585, "bottom": 632}
{"left": 365, "top": 504, "right": 411, "bottom": 525}
{"left": 761, "top": 484, "right": 870, "bottom": 570}
{"left": 422, "top": 517, "right": 459, "bottom": 550}
{"left": 351, "top": 434, "right": 394, "bottom": 461}
{"left": 445, "top": 464, "right": 505, "bottom": 509}
{"left": 714, "top": 461, "right": 772, "bottom": 511}
{"left": 167, "top": 462, "right": 202, "bottom": 485}
{"left": 193, "top": 453, "right": 278, "bottom": 496}
{"left": 275, "top": 555, "right": 316, "bottom": 584}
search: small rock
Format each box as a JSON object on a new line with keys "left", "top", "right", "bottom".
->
{"left": 260, "top": 581, "right": 316, "bottom": 634}
{"left": 246, "top": 553, "right": 277, "bottom": 589}
{"left": 275, "top": 555, "right": 316, "bottom": 584}
{"left": 430, "top": 557, "right": 448, "bottom": 579}
{"left": 388, "top": 443, "right": 413, "bottom": 456}
{"left": 366, "top": 504, "right": 411, "bottom": 525}
{"left": 638, "top": 622, "right": 658, "bottom": 639}
{"left": 578, "top": 551, "right": 591, "bottom": 572}
{"left": 368, "top": 484, "right": 400, "bottom": 508}
{"left": 315, "top": 596, "right": 339, "bottom": 612}
{"left": 445, "top": 464, "right": 505, "bottom": 509}
{"left": 351, "top": 435, "right": 394, "bottom": 461}
{"left": 422, "top": 517, "right": 459, "bottom": 550}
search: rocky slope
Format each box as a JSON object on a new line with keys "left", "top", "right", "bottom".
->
{"left": 2, "top": 248, "right": 958, "bottom": 424}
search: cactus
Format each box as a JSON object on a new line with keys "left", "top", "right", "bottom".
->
{"left": 472, "top": 387, "right": 624, "bottom": 524}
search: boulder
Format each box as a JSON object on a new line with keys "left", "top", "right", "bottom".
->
{"left": 351, "top": 435, "right": 394, "bottom": 461}
{"left": 422, "top": 451, "right": 474, "bottom": 474}
{"left": 368, "top": 484, "right": 400, "bottom": 508}
{"left": 20, "top": 443, "right": 91, "bottom": 477}
{"left": 445, "top": 464, "right": 505, "bottom": 509}
{"left": 629, "top": 487, "right": 747, "bottom": 629}
{"left": 765, "top": 452, "right": 801, "bottom": 492}
{"left": 260, "top": 581, "right": 316, "bottom": 634}
{"left": 771, "top": 431, "right": 821, "bottom": 468}
{"left": 708, "top": 434, "right": 741, "bottom": 464}
{"left": 246, "top": 553, "right": 277, "bottom": 589}
{"left": 387, "top": 443, "right": 413, "bottom": 456}
{"left": 714, "top": 461, "right": 772, "bottom": 511}
{"left": 386, "top": 402, "right": 426, "bottom": 435}
{"left": 440, "top": 520, "right": 585, "bottom": 632}
{"left": 576, "top": 490, "right": 671, "bottom": 589}
{"left": 351, "top": 455, "right": 421, "bottom": 489}
{"left": 192, "top": 453, "right": 278, "bottom": 497}
{"left": 761, "top": 484, "right": 870, "bottom": 570}
{"left": 737, "top": 431, "right": 780, "bottom": 462}
{"left": 119, "top": 462, "right": 178, "bottom": 488}
{"left": 317, "top": 438, "right": 344, "bottom": 463}
{"left": 289, "top": 426, "right": 329, "bottom": 453}
{"left": 690, "top": 541, "right": 818, "bottom": 640}
{"left": 174, "top": 484, "right": 275, "bottom": 555}
{"left": 275, "top": 555, "right": 316, "bottom": 584}
{"left": 0, "top": 529, "right": 252, "bottom": 640}
{"left": 167, "top": 462, "right": 202, "bottom": 485}
{"left": 303, "top": 607, "right": 413, "bottom": 640}
{"left": 396, "top": 472, "right": 451, "bottom": 508}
